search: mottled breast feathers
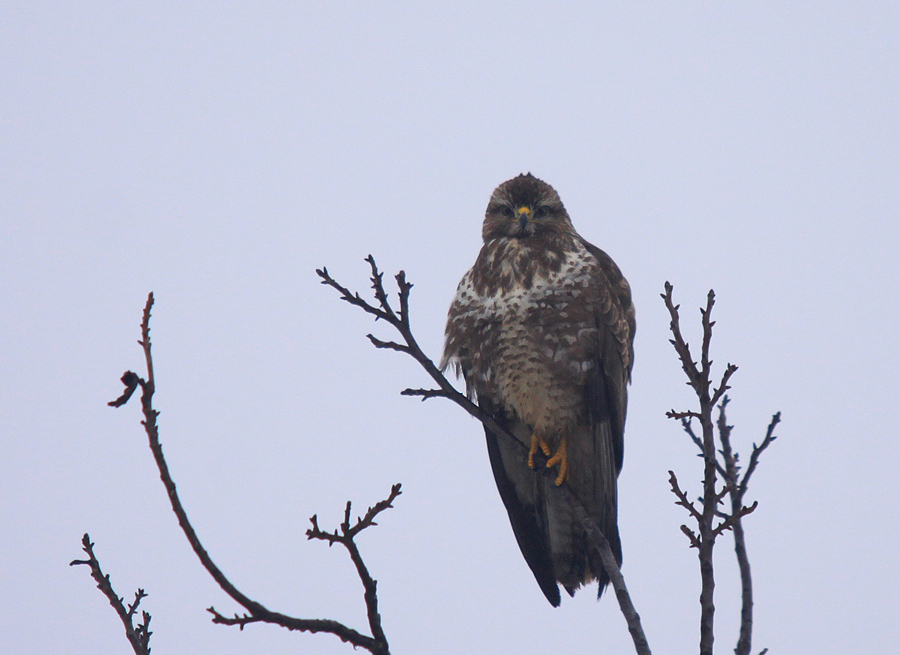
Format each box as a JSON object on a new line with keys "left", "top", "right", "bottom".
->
{"left": 441, "top": 173, "right": 634, "bottom": 606}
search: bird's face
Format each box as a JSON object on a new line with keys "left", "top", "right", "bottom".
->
{"left": 482, "top": 174, "right": 573, "bottom": 242}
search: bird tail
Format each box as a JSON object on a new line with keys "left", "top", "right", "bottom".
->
{"left": 553, "top": 417, "right": 621, "bottom": 600}
{"left": 483, "top": 415, "right": 622, "bottom": 606}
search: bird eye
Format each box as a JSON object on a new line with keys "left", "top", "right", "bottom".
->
{"left": 534, "top": 206, "right": 548, "bottom": 218}
{"left": 499, "top": 206, "right": 514, "bottom": 217}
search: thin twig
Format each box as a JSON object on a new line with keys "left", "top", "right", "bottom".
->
{"left": 662, "top": 282, "right": 702, "bottom": 394}
{"left": 109, "top": 292, "right": 394, "bottom": 655}
{"left": 319, "top": 258, "right": 652, "bottom": 655}
{"left": 711, "top": 364, "right": 739, "bottom": 408}
{"left": 70, "top": 534, "right": 152, "bottom": 655}
{"left": 666, "top": 410, "right": 702, "bottom": 421}
{"left": 668, "top": 471, "right": 703, "bottom": 523}
{"left": 740, "top": 413, "right": 780, "bottom": 494}
{"left": 400, "top": 388, "right": 449, "bottom": 401}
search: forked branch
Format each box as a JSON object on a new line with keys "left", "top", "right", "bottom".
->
{"left": 70, "top": 534, "right": 152, "bottom": 655}
{"left": 106, "top": 292, "right": 396, "bottom": 655}
{"left": 664, "top": 283, "right": 778, "bottom": 655}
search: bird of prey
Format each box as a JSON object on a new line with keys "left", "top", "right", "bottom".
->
{"left": 441, "top": 173, "right": 635, "bottom": 606}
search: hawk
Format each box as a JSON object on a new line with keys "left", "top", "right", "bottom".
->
{"left": 441, "top": 173, "right": 635, "bottom": 606}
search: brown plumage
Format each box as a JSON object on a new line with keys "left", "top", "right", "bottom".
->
{"left": 441, "top": 173, "right": 635, "bottom": 606}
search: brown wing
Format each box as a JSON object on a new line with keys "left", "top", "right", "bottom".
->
{"left": 579, "top": 236, "right": 635, "bottom": 469}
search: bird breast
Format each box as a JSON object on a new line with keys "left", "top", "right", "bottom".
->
{"left": 445, "top": 239, "right": 601, "bottom": 435}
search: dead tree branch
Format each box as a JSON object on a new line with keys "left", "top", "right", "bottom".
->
{"left": 106, "top": 292, "right": 396, "bottom": 655}
{"left": 318, "top": 257, "right": 651, "bottom": 655}
{"left": 716, "top": 399, "right": 780, "bottom": 655}
{"left": 305, "top": 484, "right": 402, "bottom": 648}
{"left": 663, "top": 282, "right": 778, "bottom": 655}
{"left": 663, "top": 282, "right": 722, "bottom": 655}
{"left": 70, "top": 533, "right": 153, "bottom": 655}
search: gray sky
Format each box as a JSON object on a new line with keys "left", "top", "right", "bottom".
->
{"left": 2, "top": 3, "right": 898, "bottom": 654}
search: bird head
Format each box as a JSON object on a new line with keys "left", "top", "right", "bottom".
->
{"left": 482, "top": 173, "right": 574, "bottom": 242}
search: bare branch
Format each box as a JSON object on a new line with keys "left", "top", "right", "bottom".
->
{"left": 662, "top": 281, "right": 702, "bottom": 394}
{"left": 665, "top": 283, "right": 721, "bottom": 655}
{"left": 678, "top": 417, "right": 729, "bottom": 479}
{"left": 304, "top": 484, "right": 401, "bottom": 648}
{"left": 367, "top": 334, "right": 410, "bottom": 353}
{"left": 108, "top": 293, "right": 392, "bottom": 655}
{"left": 710, "top": 363, "right": 739, "bottom": 407}
{"left": 668, "top": 470, "right": 702, "bottom": 522}
{"left": 207, "top": 609, "right": 261, "bottom": 630}
{"left": 680, "top": 524, "right": 702, "bottom": 550}
{"left": 316, "top": 265, "right": 393, "bottom": 323}
{"left": 400, "top": 388, "right": 450, "bottom": 401}
{"left": 70, "top": 534, "right": 152, "bottom": 655}
{"left": 699, "top": 291, "right": 715, "bottom": 383}
{"left": 577, "top": 506, "right": 652, "bottom": 655}
{"left": 679, "top": 417, "right": 706, "bottom": 455}
{"left": 108, "top": 371, "right": 141, "bottom": 408}
{"left": 307, "top": 484, "right": 403, "bottom": 543}
{"left": 711, "top": 502, "right": 758, "bottom": 540}
{"left": 666, "top": 282, "right": 735, "bottom": 654}
{"left": 666, "top": 409, "right": 702, "bottom": 421}
{"left": 715, "top": 399, "right": 780, "bottom": 655}
{"left": 666, "top": 283, "right": 780, "bottom": 655}
{"left": 740, "top": 412, "right": 780, "bottom": 493}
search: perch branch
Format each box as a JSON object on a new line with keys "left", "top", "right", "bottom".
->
{"left": 319, "top": 258, "right": 651, "bottom": 655}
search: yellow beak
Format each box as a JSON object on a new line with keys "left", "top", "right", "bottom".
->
{"left": 516, "top": 207, "right": 530, "bottom": 232}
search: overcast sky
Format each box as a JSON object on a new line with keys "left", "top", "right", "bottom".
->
{"left": 2, "top": 3, "right": 898, "bottom": 654}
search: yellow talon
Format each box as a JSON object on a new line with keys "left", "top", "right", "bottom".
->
{"left": 527, "top": 432, "right": 553, "bottom": 469}
{"left": 546, "top": 437, "right": 568, "bottom": 486}
{"left": 529, "top": 432, "right": 568, "bottom": 485}
{"left": 528, "top": 433, "right": 540, "bottom": 469}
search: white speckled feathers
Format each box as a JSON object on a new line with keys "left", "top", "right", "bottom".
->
{"left": 444, "top": 240, "right": 608, "bottom": 433}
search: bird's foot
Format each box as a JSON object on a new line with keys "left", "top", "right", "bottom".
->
{"left": 527, "top": 432, "right": 553, "bottom": 469}
{"left": 546, "top": 437, "right": 568, "bottom": 486}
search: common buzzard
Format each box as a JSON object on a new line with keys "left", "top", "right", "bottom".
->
{"left": 441, "top": 173, "right": 635, "bottom": 606}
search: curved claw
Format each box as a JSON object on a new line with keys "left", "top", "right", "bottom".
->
{"left": 528, "top": 433, "right": 540, "bottom": 469}
{"left": 527, "top": 432, "right": 553, "bottom": 468}
{"left": 528, "top": 433, "right": 568, "bottom": 485}
{"left": 546, "top": 437, "right": 568, "bottom": 486}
